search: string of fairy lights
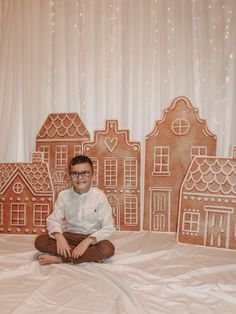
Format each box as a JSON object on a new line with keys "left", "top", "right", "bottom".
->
{"left": 46, "top": 0, "right": 234, "bottom": 155}
{"left": 105, "top": 0, "right": 121, "bottom": 116}
{"left": 49, "top": 0, "right": 56, "bottom": 112}
{"left": 74, "top": 0, "right": 86, "bottom": 118}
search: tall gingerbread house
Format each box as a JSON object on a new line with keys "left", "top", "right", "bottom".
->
{"left": 36, "top": 113, "right": 90, "bottom": 199}
{"left": 143, "top": 96, "right": 217, "bottom": 233}
{"left": 0, "top": 152, "right": 53, "bottom": 235}
{"left": 177, "top": 151, "right": 236, "bottom": 250}
{"left": 83, "top": 120, "right": 141, "bottom": 231}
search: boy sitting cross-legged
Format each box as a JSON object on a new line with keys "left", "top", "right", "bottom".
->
{"left": 35, "top": 155, "right": 115, "bottom": 265}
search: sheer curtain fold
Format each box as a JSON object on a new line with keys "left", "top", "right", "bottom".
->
{"left": 0, "top": 0, "right": 51, "bottom": 161}
{"left": 0, "top": 0, "right": 235, "bottom": 162}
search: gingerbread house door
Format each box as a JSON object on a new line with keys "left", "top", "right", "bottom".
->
{"left": 150, "top": 188, "right": 170, "bottom": 231}
{"left": 107, "top": 194, "right": 120, "bottom": 230}
{"left": 204, "top": 207, "right": 233, "bottom": 248}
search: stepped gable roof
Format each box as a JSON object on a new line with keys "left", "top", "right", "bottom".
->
{"left": 146, "top": 96, "right": 216, "bottom": 139}
{"left": 183, "top": 157, "right": 236, "bottom": 196}
{"left": 37, "top": 113, "right": 90, "bottom": 140}
{"left": 84, "top": 120, "right": 140, "bottom": 151}
{"left": 0, "top": 163, "right": 53, "bottom": 195}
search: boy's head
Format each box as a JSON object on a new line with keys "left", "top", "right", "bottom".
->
{"left": 69, "top": 155, "right": 94, "bottom": 194}
{"left": 69, "top": 155, "right": 94, "bottom": 172}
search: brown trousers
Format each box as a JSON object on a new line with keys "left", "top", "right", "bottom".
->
{"left": 35, "top": 232, "right": 115, "bottom": 264}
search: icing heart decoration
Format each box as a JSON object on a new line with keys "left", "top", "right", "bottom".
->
{"left": 105, "top": 137, "right": 118, "bottom": 152}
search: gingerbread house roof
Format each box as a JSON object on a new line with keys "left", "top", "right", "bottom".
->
{"left": 84, "top": 120, "right": 140, "bottom": 152}
{"left": 37, "top": 113, "right": 90, "bottom": 140}
{"left": 146, "top": 96, "right": 216, "bottom": 139}
{"left": 183, "top": 157, "right": 236, "bottom": 196}
{"left": 0, "top": 163, "right": 53, "bottom": 195}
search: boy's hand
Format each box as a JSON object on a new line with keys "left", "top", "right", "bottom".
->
{"left": 71, "top": 237, "right": 95, "bottom": 259}
{"left": 54, "top": 233, "right": 71, "bottom": 258}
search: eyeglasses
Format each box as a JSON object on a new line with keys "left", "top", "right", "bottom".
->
{"left": 70, "top": 171, "right": 92, "bottom": 179}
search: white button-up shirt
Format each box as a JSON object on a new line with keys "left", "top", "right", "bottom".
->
{"left": 47, "top": 187, "right": 115, "bottom": 242}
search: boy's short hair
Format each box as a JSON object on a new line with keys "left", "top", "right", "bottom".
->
{"left": 69, "top": 155, "right": 94, "bottom": 172}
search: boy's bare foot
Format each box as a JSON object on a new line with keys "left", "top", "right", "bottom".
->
{"left": 37, "top": 254, "right": 63, "bottom": 265}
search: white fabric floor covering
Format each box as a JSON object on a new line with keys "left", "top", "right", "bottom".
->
{"left": 0, "top": 232, "right": 236, "bottom": 314}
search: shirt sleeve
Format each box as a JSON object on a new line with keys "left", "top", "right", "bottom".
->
{"left": 90, "top": 193, "right": 116, "bottom": 242}
{"left": 47, "top": 191, "right": 66, "bottom": 238}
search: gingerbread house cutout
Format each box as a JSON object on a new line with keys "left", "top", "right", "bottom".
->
{"left": 36, "top": 113, "right": 90, "bottom": 199}
{"left": 83, "top": 120, "right": 141, "bottom": 231}
{"left": 143, "top": 96, "right": 217, "bottom": 233}
{"left": 0, "top": 152, "right": 53, "bottom": 235}
{"left": 177, "top": 151, "right": 236, "bottom": 250}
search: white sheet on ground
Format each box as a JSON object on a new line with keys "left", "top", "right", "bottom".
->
{"left": 0, "top": 232, "right": 236, "bottom": 314}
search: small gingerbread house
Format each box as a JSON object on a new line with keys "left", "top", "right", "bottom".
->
{"left": 0, "top": 152, "right": 53, "bottom": 235}
{"left": 83, "top": 120, "right": 141, "bottom": 231}
{"left": 143, "top": 96, "right": 217, "bottom": 233}
{"left": 177, "top": 153, "right": 236, "bottom": 250}
{"left": 36, "top": 113, "right": 90, "bottom": 199}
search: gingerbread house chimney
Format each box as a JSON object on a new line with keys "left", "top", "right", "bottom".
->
{"left": 232, "top": 145, "right": 236, "bottom": 159}
{"left": 32, "top": 151, "right": 44, "bottom": 163}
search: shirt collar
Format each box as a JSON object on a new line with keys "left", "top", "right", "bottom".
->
{"left": 71, "top": 187, "right": 92, "bottom": 198}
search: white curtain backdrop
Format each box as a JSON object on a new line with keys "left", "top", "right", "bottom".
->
{"left": 0, "top": 0, "right": 235, "bottom": 163}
